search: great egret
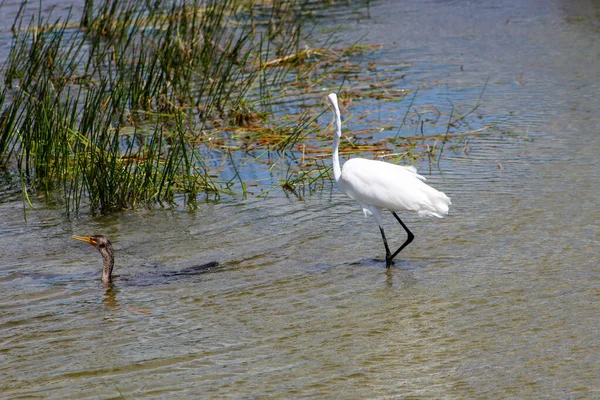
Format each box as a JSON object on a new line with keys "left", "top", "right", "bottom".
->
{"left": 72, "top": 234, "right": 218, "bottom": 284}
{"left": 326, "top": 93, "right": 451, "bottom": 267}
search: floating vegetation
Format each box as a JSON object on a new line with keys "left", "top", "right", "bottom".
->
{"left": 264, "top": 81, "right": 512, "bottom": 200}
{"left": 0, "top": 0, "right": 508, "bottom": 215}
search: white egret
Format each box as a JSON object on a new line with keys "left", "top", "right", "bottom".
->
{"left": 326, "top": 93, "right": 451, "bottom": 268}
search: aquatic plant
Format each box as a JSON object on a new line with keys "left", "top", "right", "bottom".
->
{"left": 0, "top": 0, "right": 341, "bottom": 213}
{"left": 0, "top": 0, "right": 503, "bottom": 215}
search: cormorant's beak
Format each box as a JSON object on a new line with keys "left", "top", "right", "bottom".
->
{"left": 72, "top": 235, "right": 97, "bottom": 247}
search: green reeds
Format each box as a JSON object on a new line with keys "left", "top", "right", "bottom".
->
{"left": 0, "top": 0, "right": 354, "bottom": 214}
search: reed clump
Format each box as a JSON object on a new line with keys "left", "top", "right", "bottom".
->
{"left": 0, "top": 0, "right": 366, "bottom": 214}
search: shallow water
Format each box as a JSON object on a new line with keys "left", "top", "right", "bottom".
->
{"left": 1, "top": 0, "right": 600, "bottom": 398}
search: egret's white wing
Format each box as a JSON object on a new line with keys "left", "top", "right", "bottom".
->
{"left": 340, "top": 158, "right": 451, "bottom": 217}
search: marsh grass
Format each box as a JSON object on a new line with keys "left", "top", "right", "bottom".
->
{"left": 0, "top": 0, "right": 506, "bottom": 214}
{"left": 0, "top": 0, "right": 336, "bottom": 214}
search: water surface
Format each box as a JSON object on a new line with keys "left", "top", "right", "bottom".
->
{"left": 1, "top": 0, "right": 599, "bottom": 398}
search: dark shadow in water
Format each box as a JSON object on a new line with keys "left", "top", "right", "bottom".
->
{"left": 350, "top": 258, "right": 425, "bottom": 271}
{"left": 349, "top": 258, "right": 387, "bottom": 269}
{"left": 110, "top": 261, "right": 220, "bottom": 287}
{"left": 161, "top": 261, "right": 220, "bottom": 277}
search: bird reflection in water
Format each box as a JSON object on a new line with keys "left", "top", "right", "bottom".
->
{"left": 102, "top": 286, "right": 119, "bottom": 309}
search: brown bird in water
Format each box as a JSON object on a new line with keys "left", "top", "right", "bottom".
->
{"left": 72, "top": 234, "right": 218, "bottom": 284}
{"left": 72, "top": 235, "right": 114, "bottom": 283}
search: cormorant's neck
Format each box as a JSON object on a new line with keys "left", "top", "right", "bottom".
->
{"left": 100, "top": 248, "right": 114, "bottom": 283}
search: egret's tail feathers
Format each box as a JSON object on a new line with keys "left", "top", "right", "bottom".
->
{"left": 417, "top": 191, "right": 451, "bottom": 218}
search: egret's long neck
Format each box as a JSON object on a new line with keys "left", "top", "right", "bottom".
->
{"left": 101, "top": 247, "right": 114, "bottom": 283}
{"left": 331, "top": 105, "right": 343, "bottom": 183}
{"left": 332, "top": 134, "right": 342, "bottom": 183}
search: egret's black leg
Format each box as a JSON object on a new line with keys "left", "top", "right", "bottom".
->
{"left": 388, "top": 211, "right": 414, "bottom": 264}
{"left": 379, "top": 227, "right": 393, "bottom": 268}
